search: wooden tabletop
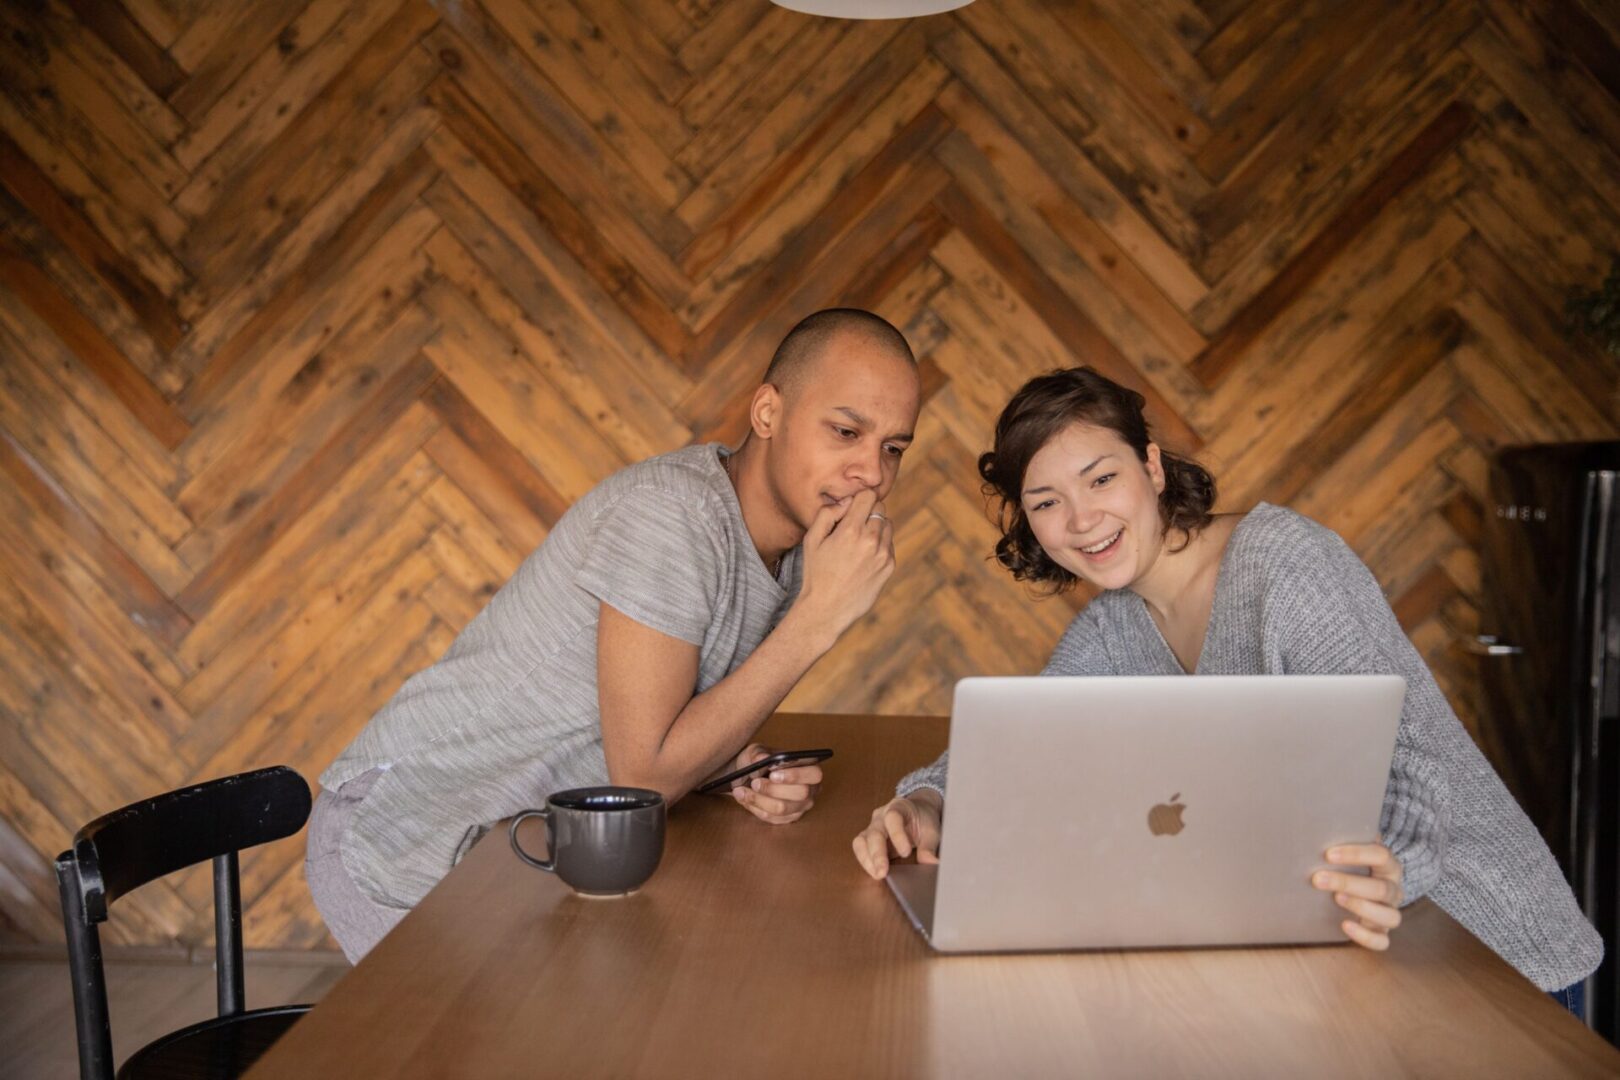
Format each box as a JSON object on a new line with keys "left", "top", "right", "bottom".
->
{"left": 248, "top": 713, "right": 1620, "bottom": 1078}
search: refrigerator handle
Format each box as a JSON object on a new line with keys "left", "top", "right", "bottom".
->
{"left": 1464, "top": 634, "right": 1526, "bottom": 657}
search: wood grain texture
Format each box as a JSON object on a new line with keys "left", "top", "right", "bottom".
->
{"left": 243, "top": 712, "right": 1620, "bottom": 1079}
{"left": 1, "top": 0, "right": 1618, "bottom": 950}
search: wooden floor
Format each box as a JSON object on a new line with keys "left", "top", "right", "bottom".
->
{"left": 0, "top": 949, "right": 348, "bottom": 1080}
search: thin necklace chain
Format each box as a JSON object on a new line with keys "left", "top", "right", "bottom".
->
{"left": 724, "top": 449, "right": 783, "bottom": 580}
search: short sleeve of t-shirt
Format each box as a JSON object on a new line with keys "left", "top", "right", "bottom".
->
{"left": 574, "top": 485, "right": 726, "bottom": 646}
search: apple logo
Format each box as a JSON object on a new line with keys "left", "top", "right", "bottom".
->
{"left": 1148, "top": 793, "right": 1186, "bottom": 837}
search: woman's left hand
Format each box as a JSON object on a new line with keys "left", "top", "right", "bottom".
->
{"left": 1313, "top": 843, "right": 1404, "bottom": 951}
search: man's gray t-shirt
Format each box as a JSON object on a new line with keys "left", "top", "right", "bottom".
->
{"left": 320, "top": 443, "right": 801, "bottom": 910}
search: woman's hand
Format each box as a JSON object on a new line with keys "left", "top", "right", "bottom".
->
{"left": 725, "top": 744, "right": 822, "bottom": 825}
{"left": 852, "top": 790, "right": 943, "bottom": 879}
{"left": 1313, "top": 843, "right": 1404, "bottom": 951}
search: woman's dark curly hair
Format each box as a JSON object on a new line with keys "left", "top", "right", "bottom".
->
{"left": 980, "top": 367, "right": 1216, "bottom": 592}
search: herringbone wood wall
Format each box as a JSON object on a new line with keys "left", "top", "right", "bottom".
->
{"left": 1, "top": 0, "right": 1617, "bottom": 951}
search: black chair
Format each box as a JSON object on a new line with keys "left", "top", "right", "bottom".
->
{"left": 55, "top": 766, "right": 315, "bottom": 1080}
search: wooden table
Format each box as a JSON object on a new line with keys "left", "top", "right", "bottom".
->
{"left": 249, "top": 713, "right": 1620, "bottom": 1078}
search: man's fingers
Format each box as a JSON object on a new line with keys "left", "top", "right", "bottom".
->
{"left": 766, "top": 766, "right": 823, "bottom": 786}
{"left": 1335, "top": 893, "right": 1402, "bottom": 930}
{"left": 752, "top": 779, "right": 811, "bottom": 801}
{"left": 1341, "top": 918, "right": 1390, "bottom": 951}
{"left": 741, "top": 788, "right": 799, "bottom": 816}
{"left": 806, "top": 500, "right": 841, "bottom": 543}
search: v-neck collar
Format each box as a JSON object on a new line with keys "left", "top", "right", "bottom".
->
{"left": 1132, "top": 505, "right": 1263, "bottom": 675}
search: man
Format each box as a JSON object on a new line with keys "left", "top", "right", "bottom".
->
{"left": 306, "top": 308, "right": 922, "bottom": 960}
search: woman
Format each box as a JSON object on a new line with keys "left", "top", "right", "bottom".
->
{"left": 853, "top": 367, "right": 1601, "bottom": 1010}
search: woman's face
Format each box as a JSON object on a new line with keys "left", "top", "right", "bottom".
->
{"left": 1020, "top": 422, "right": 1166, "bottom": 591}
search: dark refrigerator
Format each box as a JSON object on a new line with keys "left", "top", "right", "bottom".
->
{"left": 1474, "top": 441, "right": 1618, "bottom": 1042}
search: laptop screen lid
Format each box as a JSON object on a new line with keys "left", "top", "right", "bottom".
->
{"left": 917, "top": 674, "right": 1403, "bottom": 953}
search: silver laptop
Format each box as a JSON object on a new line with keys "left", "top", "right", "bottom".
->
{"left": 887, "top": 675, "right": 1404, "bottom": 952}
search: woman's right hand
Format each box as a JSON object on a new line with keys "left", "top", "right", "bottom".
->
{"left": 852, "top": 790, "right": 943, "bottom": 879}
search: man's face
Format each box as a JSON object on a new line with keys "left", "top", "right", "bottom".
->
{"left": 760, "top": 335, "right": 921, "bottom": 532}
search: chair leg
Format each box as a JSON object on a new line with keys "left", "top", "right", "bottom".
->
{"left": 214, "top": 851, "right": 246, "bottom": 1017}
{"left": 56, "top": 854, "right": 114, "bottom": 1080}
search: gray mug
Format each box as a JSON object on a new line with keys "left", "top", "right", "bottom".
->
{"left": 508, "top": 786, "right": 665, "bottom": 896}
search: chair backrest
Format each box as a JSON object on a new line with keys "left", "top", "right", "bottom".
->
{"left": 56, "top": 766, "right": 312, "bottom": 1080}
{"left": 67, "top": 766, "right": 311, "bottom": 921}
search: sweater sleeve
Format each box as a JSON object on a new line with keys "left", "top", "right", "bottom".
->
{"left": 1268, "top": 532, "right": 1451, "bottom": 903}
{"left": 895, "top": 601, "right": 1115, "bottom": 799}
{"left": 1276, "top": 521, "right": 1602, "bottom": 986}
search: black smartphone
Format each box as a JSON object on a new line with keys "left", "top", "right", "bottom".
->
{"left": 694, "top": 748, "right": 833, "bottom": 795}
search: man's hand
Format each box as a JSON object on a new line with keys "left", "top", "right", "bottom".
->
{"left": 1312, "top": 843, "right": 1404, "bottom": 951}
{"left": 852, "top": 790, "right": 942, "bottom": 879}
{"left": 723, "top": 744, "right": 823, "bottom": 825}
{"left": 791, "top": 488, "right": 895, "bottom": 647}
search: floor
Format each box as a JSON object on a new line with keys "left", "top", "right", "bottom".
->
{"left": 0, "top": 949, "right": 348, "bottom": 1079}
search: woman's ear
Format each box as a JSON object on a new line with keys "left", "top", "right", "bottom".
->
{"left": 1145, "top": 443, "right": 1166, "bottom": 494}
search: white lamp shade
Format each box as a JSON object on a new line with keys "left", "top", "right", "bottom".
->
{"left": 771, "top": 0, "right": 975, "bottom": 18}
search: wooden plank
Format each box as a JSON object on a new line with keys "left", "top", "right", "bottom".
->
{"left": 422, "top": 77, "right": 692, "bottom": 351}
{"left": 422, "top": 424, "right": 554, "bottom": 555}
{"left": 0, "top": 186, "right": 181, "bottom": 399}
{"left": 168, "top": 115, "right": 439, "bottom": 382}
{"left": 931, "top": 64, "right": 1207, "bottom": 315}
{"left": 175, "top": 355, "right": 440, "bottom": 618}
{"left": 175, "top": 299, "right": 436, "bottom": 568}
{"left": 933, "top": 179, "right": 1204, "bottom": 454}
{"left": 0, "top": 85, "right": 189, "bottom": 284}
{"left": 0, "top": 30, "right": 182, "bottom": 252}
{"left": 675, "top": 21, "right": 918, "bottom": 236}
{"left": 1197, "top": 12, "right": 1478, "bottom": 283}
{"left": 0, "top": 429, "right": 192, "bottom": 648}
{"left": 413, "top": 164, "right": 692, "bottom": 413}
{"left": 0, "top": 541, "right": 188, "bottom": 740}
{"left": 420, "top": 22, "right": 693, "bottom": 299}
{"left": 932, "top": 117, "right": 1208, "bottom": 408}
{"left": 677, "top": 48, "right": 949, "bottom": 322}
{"left": 175, "top": 413, "right": 442, "bottom": 676}
{"left": 0, "top": 331, "right": 191, "bottom": 555}
{"left": 61, "top": 0, "right": 187, "bottom": 98}
{"left": 176, "top": 201, "right": 438, "bottom": 470}
{"left": 0, "top": 4, "right": 187, "bottom": 199}
{"left": 180, "top": 511, "right": 439, "bottom": 749}
{"left": 674, "top": 0, "right": 770, "bottom": 74}
{"left": 0, "top": 130, "right": 186, "bottom": 351}
{"left": 531, "top": 0, "right": 692, "bottom": 143}
{"left": 1451, "top": 232, "right": 1620, "bottom": 427}
{"left": 418, "top": 278, "right": 627, "bottom": 502}
{"left": 1196, "top": 0, "right": 1394, "bottom": 182}
{"left": 25, "top": 0, "right": 186, "bottom": 142}
{"left": 682, "top": 104, "right": 952, "bottom": 371}
{"left": 0, "top": 241, "right": 187, "bottom": 453}
{"left": 1191, "top": 101, "right": 1474, "bottom": 386}
{"left": 676, "top": 4, "right": 820, "bottom": 131}
{"left": 475, "top": 0, "right": 692, "bottom": 200}
{"left": 180, "top": 3, "right": 438, "bottom": 284}
{"left": 418, "top": 225, "right": 689, "bottom": 464}
{"left": 572, "top": 0, "right": 693, "bottom": 103}
{"left": 1469, "top": 4, "right": 1620, "bottom": 203}
{"left": 428, "top": 1, "right": 693, "bottom": 254}
{"left": 678, "top": 153, "right": 953, "bottom": 442}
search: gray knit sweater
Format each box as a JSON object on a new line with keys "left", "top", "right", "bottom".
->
{"left": 898, "top": 503, "right": 1603, "bottom": 990}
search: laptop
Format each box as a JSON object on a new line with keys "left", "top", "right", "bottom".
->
{"left": 886, "top": 674, "right": 1405, "bottom": 952}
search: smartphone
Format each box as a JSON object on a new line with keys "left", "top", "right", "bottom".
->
{"left": 694, "top": 748, "right": 833, "bottom": 795}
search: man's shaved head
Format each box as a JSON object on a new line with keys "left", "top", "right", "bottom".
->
{"left": 763, "top": 308, "right": 915, "bottom": 398}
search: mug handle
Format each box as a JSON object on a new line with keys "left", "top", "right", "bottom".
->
{"left": 509, "top": 808, "right": 555, "bottom": 872}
